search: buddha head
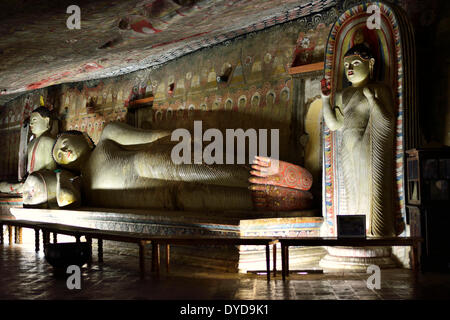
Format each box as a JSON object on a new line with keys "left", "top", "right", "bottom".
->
{"left": 30, "top": 107, "right": 52, "bottom": 137}
{"left": 343, "top": 44, "right": 375, "bottom": 86}
{"left": 225, "top": 99, "right": 232, "bottom": 111}
{"left": 238, "top": 97, "right": 246, "bottom": 109}
{"left": 251, "top": 94, "right": 260, "bottom": 108}
{"left": 52, "top": 131, "right": 94, "bottom": 170}
{"left": 281, "top": 88, "right": 289, "bottom": 103}
{"left": 266, "top": 92, "right": 275, "bottom": 108}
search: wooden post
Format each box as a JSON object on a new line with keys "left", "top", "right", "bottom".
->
{"left": 411, "top": 243, "right": 419, "bottom": 275}
{"left": 265, "top": 244, "right": 270, "bottom": 281}
{"left": 286, "top": 245, "right": 290, "bottom": 276}
{"left": 43, "top": 231, "right": 50, "bottom": 248}
{"left": 86, "top": 237, "right": 92, "bottom": 266}
{"left": 52, "top": 233, "right": 57, "bottom": 244}
{"left": 14, "top": 226, "right": 18, "bottom": 244}
{"left": 151, "top": 242, "right": 160, "bottom": 275}
{"left": 98, "top": 238, "right": 103, "bottom": 263}
{"left": 75, "top": 235, "right": 80, "bottom": 243}
{"left": 8, "top": 226, "right": 12, "bottom": 246}
{"left": 0, "top": 223, "right": 3, "bottom": 244}
{"left": 139, "top": 241, "right": 145, "bottom": 278}
{"left": 165, "top": 244, "right": 170, "bottom": 273}
{"left": 34, "top": 228, "right": 40, "bottom": 252}
{"left": 18, "top": 227, "right": 23, "bottom": 244}
{"left": 281, "top": 243, "right": 285, "bottom": 281}
{"left": 272, "top": 243, "right": 277, "bottom": 278}
{"left": 155, "top": 243, "right": 160, "bottom": 275}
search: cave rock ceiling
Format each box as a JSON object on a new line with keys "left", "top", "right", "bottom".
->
{"left": 0, "top": 0, "right": 335, "bottom": 104}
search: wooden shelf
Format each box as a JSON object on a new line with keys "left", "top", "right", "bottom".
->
{"left": 289, "top": 62, "right": 324, "bottom": 75}
{"left": 129, "top": 96, "right": 154, "bottom": 107}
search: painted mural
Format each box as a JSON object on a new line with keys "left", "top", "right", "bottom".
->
{"left": 0, "top": 0, "right": 339, "bottom": 103}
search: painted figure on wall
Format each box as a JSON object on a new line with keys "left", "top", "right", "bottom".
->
{"left": 321, "top": 38, "right": 396, "bottom": 236}
{"left": 42, "top": 122, "right": 314, "bottom": 212}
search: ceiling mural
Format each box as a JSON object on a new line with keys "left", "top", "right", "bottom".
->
{"left": 0, "top": 0, "right": 337, "bottom": 104}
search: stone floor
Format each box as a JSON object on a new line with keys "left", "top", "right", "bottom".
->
{"left": 1, "top": 243, "right": 450, "bottom": 300}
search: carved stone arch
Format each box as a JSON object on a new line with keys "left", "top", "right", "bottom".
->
{"left": 322, "top": 1, "right": 418, "bottom": 236}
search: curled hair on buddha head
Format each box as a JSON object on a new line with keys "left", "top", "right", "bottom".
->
{"left": 54, "top": 130, "right": 96, "bottom": 152}
{"left": 344, "top": 43, "right": 375, "bottom": 61}
{"left": 31, "top": 106, "right": 54, "bottom": 120}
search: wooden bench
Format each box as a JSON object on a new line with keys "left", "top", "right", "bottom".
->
{"left": 78, "top": 229, "right": 162, "bottom": 277}
{"left": 4, "top": 219, "right": 421, "bottom": 281}
{"left": 0, "top": 219, "right": 48, "bottom": 251}
{"left": 74, "top": 230, "right": 279, "bottom": 280}
{"left": 38, "top": 223, "right": 104, "bottom": 263}
{"left": 278, "top": 237, "right": 423, "bottom": 281}
{"left": 143, "top": 236, "right": 279, "bottom": 281}
{"left": 1, "top": 219, "right": 278, "bottom": 280}
{"left": 0, "top": 219, "right": 154, "bottom": 276}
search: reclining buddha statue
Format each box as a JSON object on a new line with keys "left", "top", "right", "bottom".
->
{"left": 44, "top": 122, "right": 314, "bottom": 212}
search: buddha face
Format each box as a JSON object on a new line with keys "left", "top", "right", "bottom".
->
{"left": 251, "top": 95, "right": 260, "bottom": 108}
{"left": 30, "top": 112, "right": 50, "bottom": 137}
{"left": 344, "top": 55, "right": 374, "bottom": 85}
{"left": 267, "top": 93, "right": 275, "bottom": 108}
{"left": 281, "top": 89, "right": 289, "bottom": 103}
{"left": 225, "top": 99, "right": 232, "bottom": 111}
{"left": 238, "top": 98, "right": 246, "bottom": 109}
{"left": 53, "top": 133, "right": 90, "bottom": 167}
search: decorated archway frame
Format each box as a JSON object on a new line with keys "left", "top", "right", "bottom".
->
{"left": 322, "top": 1, "right": 406, "bottom": 236}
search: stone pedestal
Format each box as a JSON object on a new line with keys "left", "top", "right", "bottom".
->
{"left": 319, "top": 246, "right": 398, "bottom": 272}
{"left": 0, "top": 193, "right": 22, "bottom": 218}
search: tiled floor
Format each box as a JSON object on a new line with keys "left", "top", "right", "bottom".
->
{"left": 1, "top": 244, "right": 449, "bottom": 300}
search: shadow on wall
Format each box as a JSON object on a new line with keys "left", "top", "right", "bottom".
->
{"left": 134, "top": 108, "right": 292, "bottom": 161}
{"left": 304, "top": 98, "right": 323, "bottom": 204}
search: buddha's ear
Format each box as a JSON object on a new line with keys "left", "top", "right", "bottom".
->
{"left": 369, "top": 58, "right": 375, "bottom": 80}
{"left": 44, "top": 117, "right": 51, "bottom": 129}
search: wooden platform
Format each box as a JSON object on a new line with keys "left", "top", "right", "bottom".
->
{"left": 9, "top": 207, "right": 324, "bottom": 272}
{"left": 1, "top": 218, "right": 279, "bottom": 280}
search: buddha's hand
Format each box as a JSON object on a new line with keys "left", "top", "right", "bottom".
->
{"left": 56, "top": 170, "right": 81, "bottom": 208}
{"left": 0, "top": 181, "right": 22, "bottom": 194}
{"left": 249, "top": 156, "right": 312, "bottom": 191}
{"left": 0, "top": 181, "right": 8, "bottom": 193}
{"left": 321, "top": 78, "right": 331, "bottom": 97}
{"left": 250, "top": 184, "right": 313, "bottom": 211}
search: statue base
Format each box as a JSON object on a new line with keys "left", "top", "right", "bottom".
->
{"left": 319, "top": 246, "right": 398, "bottom": 272}
{"left": 0, "top": 193, "right": 23, "bottom": 217}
